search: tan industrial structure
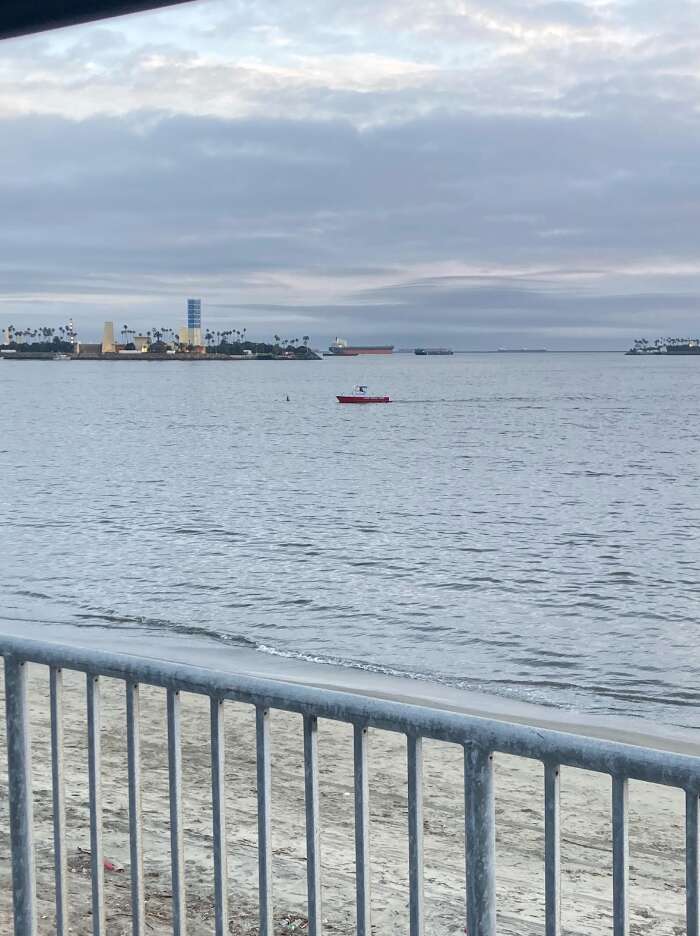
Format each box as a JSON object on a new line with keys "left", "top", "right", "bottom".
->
{"left": 101, "top": 321, "right": 115, "bottom": 354}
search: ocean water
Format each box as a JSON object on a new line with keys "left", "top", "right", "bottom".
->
{"left": 2, "top": 353, "right": 700, "bottom": 727}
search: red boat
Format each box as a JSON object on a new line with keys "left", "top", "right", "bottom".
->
{"left": 337, "top": 385, "right": 391, "bottom": 404}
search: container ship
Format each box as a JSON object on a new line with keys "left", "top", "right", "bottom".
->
{"left": 414, "top": 347, "right": 454, "bottom": 355}
{"left": 326, "top": 338, "right": 394, "bottom": 356}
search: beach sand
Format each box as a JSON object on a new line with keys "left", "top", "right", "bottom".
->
{"left": 0, "top": 659, "right": 691, "bottom": 935}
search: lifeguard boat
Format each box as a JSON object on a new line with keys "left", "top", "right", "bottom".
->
{"left": 337, "top": 384, "right": 391, "bottom": 404}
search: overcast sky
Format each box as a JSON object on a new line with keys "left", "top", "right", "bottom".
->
{"left": 2, "top": 0, "right": 700, "bottom": 348}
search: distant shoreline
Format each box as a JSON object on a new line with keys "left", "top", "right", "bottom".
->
{"left": 1, "top": 349, "right": 632, "bottom": 360}
{"left": 0, "top": 350, "right": 321, "bottom": 361}
{"left": 398, "top": 349, "right": 627, "bottom": 354}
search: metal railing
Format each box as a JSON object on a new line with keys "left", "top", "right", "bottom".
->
{"left": 1, "top": 632, "right": 700, "bottom": 936}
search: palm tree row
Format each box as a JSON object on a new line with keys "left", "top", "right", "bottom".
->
{"left": 204, "top": 330, "right": 310, "bottom": 350}
{"left": 4, "top": 323, "right": 76, "bottom": 348}
{"left": 631, "top": 337, "right": 700, "bottom": 350}
{"left": 4, "top": 321, "right": 314, "bottom": 353}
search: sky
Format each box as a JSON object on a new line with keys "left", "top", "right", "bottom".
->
{"left": 2, "top": 0, "right": 700, "bottom": 348}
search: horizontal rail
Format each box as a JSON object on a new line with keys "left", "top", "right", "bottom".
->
{"left": 1, "top": 635, "right": 700, "bottom": 791}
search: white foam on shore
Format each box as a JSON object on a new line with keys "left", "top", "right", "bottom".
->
{"left": 4, "top": 618, "right": 700, "bottom": 756}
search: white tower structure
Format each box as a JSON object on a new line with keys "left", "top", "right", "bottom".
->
{"left": 101, "top": 321, "right": 115, "bottom": 354}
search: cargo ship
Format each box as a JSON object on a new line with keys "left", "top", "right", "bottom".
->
{"left": 326, "top": 338, "right": 394, "bottom": 356}
{"left": 414, "top": 347, "right": 454, "bottom": 356}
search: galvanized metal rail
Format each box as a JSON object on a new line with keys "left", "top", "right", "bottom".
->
{"left": 2, "top": 633, "right": 700, "bottom": 936}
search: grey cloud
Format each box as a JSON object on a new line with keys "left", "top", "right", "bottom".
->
{"left": 5, "top": 106, "right": 700, "bottom": 260}
{"left": 2, "top": 102, "right": 700, "bottom": 347}
{"left": 192, "top": 280, "right": 700, "bottom": 348}
{"left": 2, "top": 0, "right": 697, "bottom": 130}
{"left": 3, "top": 0, "right": 700, "bottom": 348}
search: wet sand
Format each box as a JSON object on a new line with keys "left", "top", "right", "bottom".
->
{"left": 0, "top": 638, "right": 694, "bottom": 935}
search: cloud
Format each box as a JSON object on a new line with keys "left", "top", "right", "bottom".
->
{"left": 0, "top": 0, "right": 675, "bottom": 123}
{"left": 1, "top": 0, "right": 700, "bottom": 346}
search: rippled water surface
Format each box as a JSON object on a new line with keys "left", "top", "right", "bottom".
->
{"left": 2, "top": 353, "right": 700, "bottom": 726}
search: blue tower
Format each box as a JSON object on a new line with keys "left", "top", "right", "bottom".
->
{"left": 187, "top": 298, "right": 202, "bottom": 345}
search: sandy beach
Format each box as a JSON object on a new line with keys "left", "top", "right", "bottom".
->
{"left": 0, "top": 655, "right": 692, "bottom": 935}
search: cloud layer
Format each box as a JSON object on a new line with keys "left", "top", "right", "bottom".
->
{"left": 2, "top": 0, "right": 700, "bottom": 347}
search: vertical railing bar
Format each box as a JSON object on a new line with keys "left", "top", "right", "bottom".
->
{"left": 210, "top": 697, "right": 229, "bottom": 936}
{"left": 612, "top": 775, "right": 629, "bottom": 936}
{"left": 126, "top": 682, "right": 145, "bottom": 936}
{"left": 544, "top": 763, "right": 561, "bottom": 936}
{"left": 303, "top": 715, "right": 322, "bottom": 936}
{"left": 5, "top": 657, "right": 37, "bottom": 936}
{"left": 50, "top": 666, "right": 69, "bottom": 936}
{"left": 256, "top": 706, "right": 273, "bottom": 936}
{"left": 353, "top": 723, "right": 371, "bottom": 936}
{"left": 167, "top": 688, "right": 186, "bottom": 936}
{"left": 687, "top": 791, "right": 699, "bottom": 936}
{"left": 464, "top": 745, "right": 496, "bottom": 936}
{"left": 407, "top": 734, "right": 425, "bottom": 936}
{"left": 86, "top": 673, "right": 105, "bottom": 936}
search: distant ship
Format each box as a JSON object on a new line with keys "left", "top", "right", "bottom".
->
{"left": 327, "top": 338, "right": 394, "bottom": 356}
{"left": 497, "top": 347, "right": 548, "bottom": 353}
{"left": 414, "top": 347, "right": 454, "bottom": 356}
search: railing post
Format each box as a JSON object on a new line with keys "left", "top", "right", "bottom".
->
{"left": 5, "top": 657, "right": 37, "bottom": 936}
{"left": 87, "top": 673, "right": 105, "bottom": 936}
{"left": 687, "top": 791, "right": 699, "bottom": 936}
{"left": 126, "top": 682, "right": 145, "bottom": 936}
{"left": 354, "top": 723, "right": 371, "bottom": 936}
{"left": 256, "top": 706, "right": 273, "bottom": 936}
{"left": 303, "top": 715, "right": 322, "bottom": 936}
{"left": 167, "top": 688, "right": 187, "bottom": 936}
{"left": 210, "top": 697, "right": 228, "bottom": 936}
{"left": 407, "top": 734, "right": 425, "bottom": 936}
{"left": 464, "top": 745, "right": 496, "bottom": 936}
{"left": 612, "top": 776, "right": 629, "bottom": 936}
{"left": 544, "top": 763, "right": 561, "bottom": 936}
{"left": 50, "top": 667, "right": 69, "bottom": 936}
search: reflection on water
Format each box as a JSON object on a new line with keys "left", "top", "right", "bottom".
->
{"left": 2, "top": 353, "right": 700, "bottom": 726}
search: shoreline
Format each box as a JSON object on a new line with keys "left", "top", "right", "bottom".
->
{"left": 0, "top": 352, "right": 322, "bottom": 362}
{"left": 3, "top": 620, "right": 699, "bottom": 755}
